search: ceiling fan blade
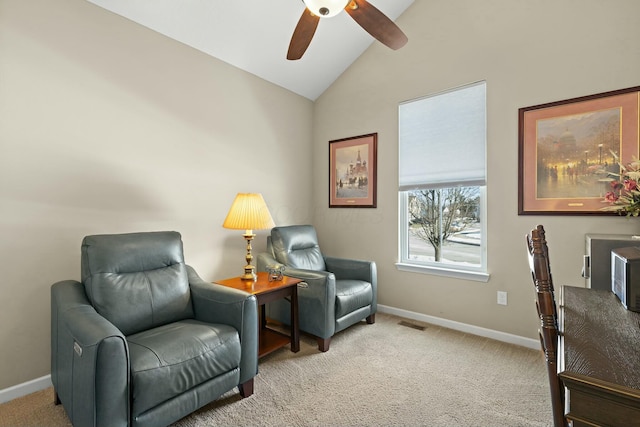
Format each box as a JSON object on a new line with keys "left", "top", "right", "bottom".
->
{"left": 287, "top": 9, "right": 321, "bottom": 60}
{"left": 345, "top": 0, "right": 408, "bottom": 50}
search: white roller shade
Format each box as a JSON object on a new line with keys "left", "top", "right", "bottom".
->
{"left": 399, "top": 81, "right": 486, "bottom": 191}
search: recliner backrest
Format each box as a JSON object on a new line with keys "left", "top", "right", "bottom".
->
{"left": 271, "top": 225, "right": 326, "bottom": 271}
{"left": 81, "top": 231, "right": 194, "bottom": 336}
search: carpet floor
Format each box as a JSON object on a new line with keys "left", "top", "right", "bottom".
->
{"left": 0, "top": 313, "right": 552, "bottom": 426}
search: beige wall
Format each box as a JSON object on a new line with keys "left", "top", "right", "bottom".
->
{"left": 2, "top": 0, "right": 640, "bottom": 392}
{"left": 0, "top": 0, "right": 313, "bottom": 390}
{"left": 313, "top": 0, "right": 640, "bottom": 337}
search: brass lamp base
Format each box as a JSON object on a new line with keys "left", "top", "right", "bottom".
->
{"left": 241, "top": 266, "right": 257, "bottom": 281}
{"left": 240, "top": 231, "right": 257, "bottom": 281}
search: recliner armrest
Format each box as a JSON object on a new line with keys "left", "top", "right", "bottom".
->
{"left": 271, "top": 266, "right": 337, "bottom": 338}
{"left": 278, "top": 266, "right": 334, "bottom": 282}
{"left": 187, "top": 266, "right": 258, "bottom": 384}
{"left": 324, "top": 256, "right": 377, "bottom": 284}
{"left": 51, "top": 280, "right": 129, "bottom": 427}
{"left": 324, "top": 257, "right": 378, "bottom": 318}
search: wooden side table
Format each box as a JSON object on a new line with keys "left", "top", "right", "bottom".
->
{"left": 215, "top": 272, "right": 301, "bottom": 358}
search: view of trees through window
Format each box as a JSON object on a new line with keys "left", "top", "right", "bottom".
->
{"left": 407, "top": 187, "right": 481, "bottom": 267}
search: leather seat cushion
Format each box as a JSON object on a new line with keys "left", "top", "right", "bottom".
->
{"left": 127, "top": 319, "right": 241, "bottom": 416}
{"left": 335, "top": 280, "right": 372, "bottom": 319}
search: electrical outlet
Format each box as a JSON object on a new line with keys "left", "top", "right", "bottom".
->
{"left": 497, "top": 291, "right": 508, "bottom": 305}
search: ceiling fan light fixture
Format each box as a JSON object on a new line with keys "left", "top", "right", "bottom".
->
{"left": 303, "top": 0, "right": 350, "bottom": 18}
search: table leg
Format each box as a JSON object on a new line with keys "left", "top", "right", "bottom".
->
{"left": 260, "top": 304, "right": 267, "bottom": 330}
{"left": 290, "top": 285, "right": 300, "bottom": 352}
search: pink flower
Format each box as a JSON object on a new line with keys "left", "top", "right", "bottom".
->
{"left": 624, "top": 179, "right": 638, "bottom": 192}
{"left": 601, "top": 157, "right": 640, "bottom": 214}
{"left": 604, "top": 191, "right": 619, "bottom": 203}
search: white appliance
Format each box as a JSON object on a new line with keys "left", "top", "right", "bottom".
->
{"left": 583, "top": 234, "right": 640, "bottom": 291}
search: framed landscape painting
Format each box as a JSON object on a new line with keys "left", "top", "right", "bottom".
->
{"left": 518, "top": 86, "right": 640, "bottom": 215}
{"left": 329, "top": 133, "right": 377, "bottom": 208}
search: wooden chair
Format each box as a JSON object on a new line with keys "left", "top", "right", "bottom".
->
{"left": 526, "top": 225, "right": 567, "bottom": 427}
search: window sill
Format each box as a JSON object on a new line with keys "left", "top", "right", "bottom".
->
{"left": 395, "top": 262, "right": 490, "bottom": 283}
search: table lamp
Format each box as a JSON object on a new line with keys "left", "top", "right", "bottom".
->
{"left": 222, "top": 193, "right": 275, "bottom": 281}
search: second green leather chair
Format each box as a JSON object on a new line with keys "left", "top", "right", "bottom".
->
{"left": 257, "top": 225, "right": 377, "bottom": 352}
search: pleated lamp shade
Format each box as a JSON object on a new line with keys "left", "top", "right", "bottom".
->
{"left": 222, "top": 193, "right": 275, "bottom": 232}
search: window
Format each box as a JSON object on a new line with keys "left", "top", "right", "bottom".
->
{"left": 398, "top": 81, "right": 488, "bottom": 282}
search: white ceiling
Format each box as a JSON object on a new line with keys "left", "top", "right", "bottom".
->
{"left": 85, "top": 0, "right": 414, "bottom": 100}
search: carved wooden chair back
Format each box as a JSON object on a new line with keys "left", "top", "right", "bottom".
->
{"left": 526, "top": 225, "right": 567, "bottom": 427}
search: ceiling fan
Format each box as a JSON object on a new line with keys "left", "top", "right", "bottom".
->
{"left": 287, "top": 0, "right": 408, "bottom": 60}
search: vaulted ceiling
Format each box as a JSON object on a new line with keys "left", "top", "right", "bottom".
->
{"left": 85, "top": 0, "right": 414, "bottom": 100}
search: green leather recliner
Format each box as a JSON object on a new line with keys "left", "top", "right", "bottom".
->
{"left": 51, "top": 231, "right": 258, "bottom": 427}
{"left": 257, "top": 225, "right": 377, "bottom": 352}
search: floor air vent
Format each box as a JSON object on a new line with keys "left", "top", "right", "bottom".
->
{"left": 398, "top": 320, "right": 426, "bottom": 331}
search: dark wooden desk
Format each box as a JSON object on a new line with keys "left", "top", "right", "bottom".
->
{"left": 215, "top": 272, "right": 301, "bottom": 358}
{"left": 559, "top": 286, "right": 640, "bottom": 426}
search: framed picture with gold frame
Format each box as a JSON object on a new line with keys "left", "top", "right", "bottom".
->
{"left": 329, "top": 133, "right": 377, "bottom": 208}
{"left": 518, "top": 86, "right": 640, "bottom": 215}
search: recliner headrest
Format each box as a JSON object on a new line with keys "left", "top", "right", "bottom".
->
{"left": 270, "top": 225, "right": 326, "bottom": 271}
{"left": 81, "top": 231, "right": 193, "bottom": 335}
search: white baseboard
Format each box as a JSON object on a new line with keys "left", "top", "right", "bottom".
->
{"left": 0, "top": 307, "right": 539, "bottom": 404}
{"left": 378, "top": 304, "right": 540, "bottom": 351}
{"left": 0, "top": 375, "right": 52, "bottom": 404}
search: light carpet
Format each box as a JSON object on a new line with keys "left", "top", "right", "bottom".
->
{"left": 0, "top": 313, "right": 552, "bottom": 426}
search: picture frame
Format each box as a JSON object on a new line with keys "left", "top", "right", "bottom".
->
{"left": 329, "top": 133, "right": 377, "bottom": 208}
{"left": 518, "top": 86, "right": 640, "bottom": 215}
